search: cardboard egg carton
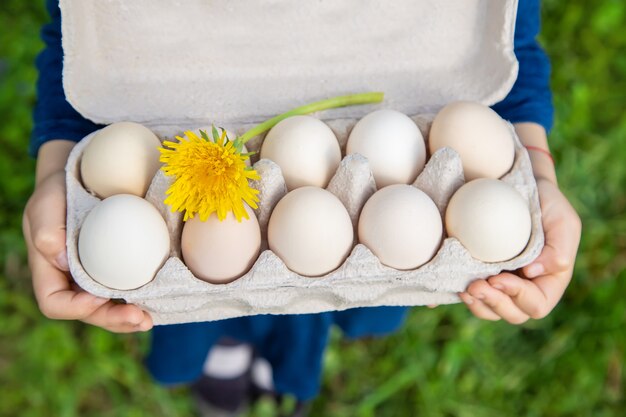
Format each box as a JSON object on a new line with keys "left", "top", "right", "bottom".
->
{"left": 65, "top": 116, "right": 543, "bottom": 325}
{"left": 59, "top": 0, "right": 532, "bottom": 324}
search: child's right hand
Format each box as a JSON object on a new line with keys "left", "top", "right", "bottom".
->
{"left": 22, "top": 140, "right": 153, "bottom": 333}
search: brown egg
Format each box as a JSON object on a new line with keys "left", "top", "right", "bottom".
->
{"left": 429, "top": 101, "right": 515, "bottom": 181}
{"left": 181, "top": 205, "right": 261, "bottom": 284}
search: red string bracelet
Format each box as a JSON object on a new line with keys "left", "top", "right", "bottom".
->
{"left": 525, "top": 145, "right": 554, "bottom": 165}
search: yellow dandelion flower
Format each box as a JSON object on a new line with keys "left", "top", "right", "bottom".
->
{"left": 159, "top": 129, "right": 260, "bottom": 222}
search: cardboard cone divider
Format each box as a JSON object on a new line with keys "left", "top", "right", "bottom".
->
{"left": 65, "top": 116, "right": 544, "bottom": 325}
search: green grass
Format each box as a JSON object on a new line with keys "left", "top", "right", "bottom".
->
{"left": 1, "top": 1, "right": 625, "bottom": 416}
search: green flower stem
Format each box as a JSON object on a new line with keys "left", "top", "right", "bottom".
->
{"left": 238, "top": 92, "right": 384, "bottom": 144}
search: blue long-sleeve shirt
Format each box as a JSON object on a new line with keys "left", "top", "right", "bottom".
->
{"left": 31, "top": 0, "right": 554, "bottom": 400}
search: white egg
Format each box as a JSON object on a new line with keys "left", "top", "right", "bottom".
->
{"left": 429, "top": 101, "right": 514, "bottom": 181}
{"left": 81, "top": 122, "right": 162, "bottom": 198}
{"left": 260, "top": 116, "right": 341, "bottom": 190}
{"left": 446, "top": 179, "right": 531, "bottom": 262}
{"left": 358, "top": 184, "right": 442, "bottom": 269}
{"left": 268, "top": 186, "right": 353, "bottom": 277}
{"left": 78, "top": 194, "right": 170, "bottom": 290}
{"left": 181, "top": 205, "right": 261, "bottom": 284}
{"left": 346, "top": 109, "right": 426, "bottom": 188}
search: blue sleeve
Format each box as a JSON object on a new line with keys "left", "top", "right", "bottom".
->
{"left": 30, "top": 0, "right": 102, "bottom": 157}
{"left": 491, "top": 0, "right": 554, "bottom": 133}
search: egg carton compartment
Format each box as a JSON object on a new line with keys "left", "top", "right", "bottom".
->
{"left": 66, "top": 115, "right": 544, "bottom": 325}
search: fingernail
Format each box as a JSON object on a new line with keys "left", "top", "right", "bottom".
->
{"left": 127, "top": 313, "right": 144, "bottom": 326}
{"left": 492, "top": 283, "right": 504, "bottom": 290}
{"left": 139, "top": 321, "right": 152, "bottom": 332}
{"left": 526, "top": 263, "right": 545, "bottom": 278}
{"left": 460, "top": 293, "right": 473, "bottom": 305}
{"left": 55, "top": 251, "right": 70, "bottom": 271}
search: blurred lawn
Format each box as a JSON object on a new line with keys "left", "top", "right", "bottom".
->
{"left": 1, "top": 1, "right": 625, "bottom": 417}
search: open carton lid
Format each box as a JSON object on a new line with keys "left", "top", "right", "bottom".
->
{"left": 60, "top": 0, "right": 519, "bottom": 128}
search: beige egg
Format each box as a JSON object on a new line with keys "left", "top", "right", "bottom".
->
{"left": 268, "top": 186, "right": 353, "bottom": 277}
{"left": 181, "top": 205, "right": 261, "bottom": 284}
{"left": 358, "top": 184, "right": 442, "bottom": 270}
{"left": 429, "top": 101, "right": 514, "bottom": 181}
{"left": 78, "top": 194, "right": 170, "bottom": 290}
{"left": 446, "top": 179, "right": 531, "bottom": 262}
{"left": 261, "top": 116, "right": 341, "bottom": 190}
{"left": 347, "top": 109, "right": 426, "bottom": 188}
{"left": 81, "top": 122, "right": 162, "bottom": 198}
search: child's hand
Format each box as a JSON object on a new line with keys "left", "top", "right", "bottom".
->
{"left": 23, "top": 154, "right": 153, "bottom": 333}
{"left": 459, "top": 178, "right": 582, "bottom": 324}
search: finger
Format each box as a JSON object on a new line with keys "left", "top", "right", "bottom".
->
{"left": 27, "top": 239, "right": 109, "bottom": 320}
{"left": 458, "top": 292, "right": 501, "bottom": 321}
{"left": 31, "top": 246, "right": 152, "bottom": 332}
{"left": 31, "top": 266, "right": 108, "bottom": 320}
{"left": 25, "top": 174, "right": 69, "bottom": 271}
{"left": 83, "top": 303, "right": 153, "bottom": 333}
{"left": 467, "top": 278, "right": 529, "bottom": 324}
{"left": 488, "top": 273, "right": 568, "bottom": 320}
{"left": 427, "top": 304, "right": 438, "bottom": 309}
{"left": 86, "top": 312, "right": 152, "bottom": 334}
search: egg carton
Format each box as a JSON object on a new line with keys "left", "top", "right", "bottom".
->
{"left": 65, "top": 115, "right": 544, "bottom": 325}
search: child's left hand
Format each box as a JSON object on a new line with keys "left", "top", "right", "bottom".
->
{"left": 459, "top": 178, "right": 582, "bottom": 324}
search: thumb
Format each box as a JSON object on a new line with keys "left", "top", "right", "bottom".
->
{"left": 523, "top": 244, "right": 562, "bottom": 279}
{"left": 27, "top": 173, "right": 69, "bottom": 271}
{"left": 524, "top": 181, "right": 582, "bottom": 279}
{"left": 523, "top": 217, "right": 579, "bottom": 279}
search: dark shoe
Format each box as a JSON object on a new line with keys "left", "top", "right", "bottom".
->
{"left": 192, "top": 341, "right": 308, "bottom": 417}
{"left": 191, "top": 338, "right": 253, "bottom": 417}
{"left": 191, "top": 372, "right": 250, "bottom": 417}
{"left": 249, "top": 356, "right": 277, "bottom": 402}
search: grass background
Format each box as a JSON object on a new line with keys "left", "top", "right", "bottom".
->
{"left": 1, "top": 1, "right": 625, "bottom": 416}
